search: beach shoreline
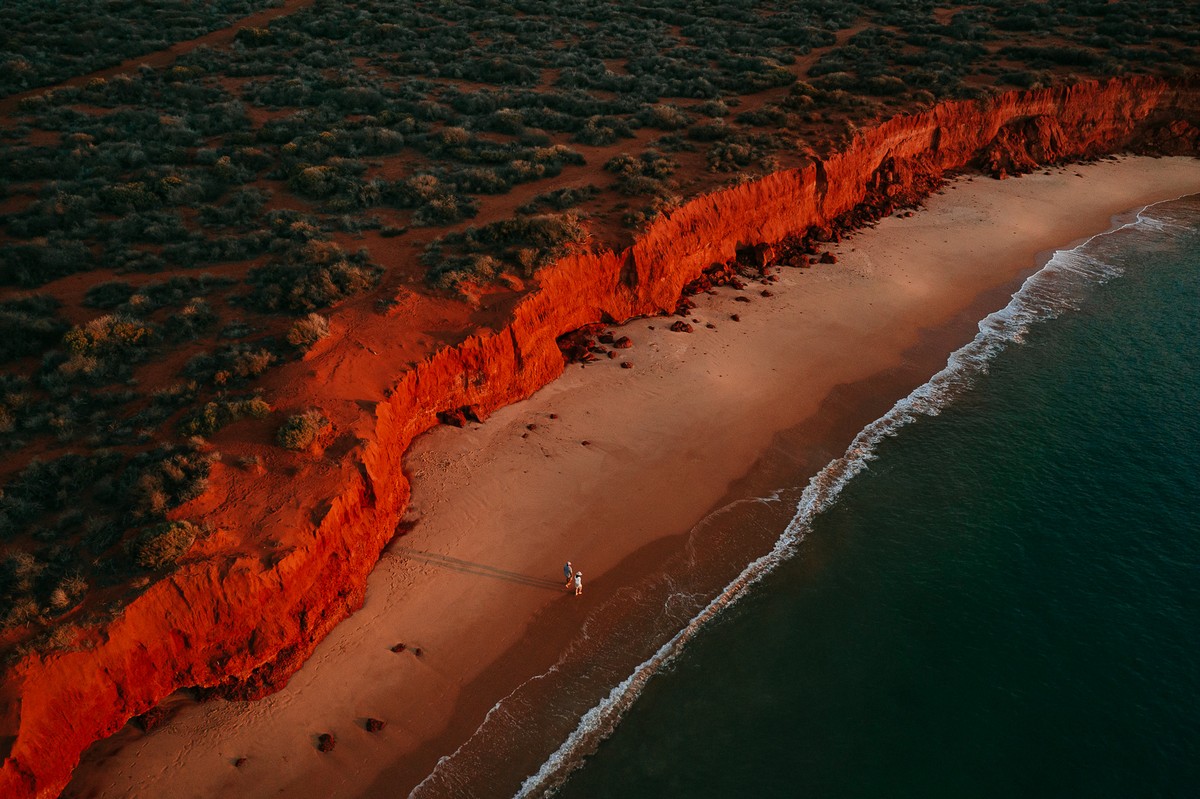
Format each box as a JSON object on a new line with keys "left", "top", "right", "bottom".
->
{"left": 64, "top": 156, "right": 1200, "bottom": 799}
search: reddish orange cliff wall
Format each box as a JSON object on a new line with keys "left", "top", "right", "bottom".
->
{"left": 2, "top": 76, "right": 1198, "bottom": 798}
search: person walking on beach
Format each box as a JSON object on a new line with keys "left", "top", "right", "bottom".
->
{"left": 574, "top": 571, "right": 583, "bottom": 596}
{"left": 563, "top": 561, "right": 573, "bottom": 588}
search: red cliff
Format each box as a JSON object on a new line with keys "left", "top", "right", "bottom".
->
{"left": 2, "top": 76, "right": 1198, "bottom": 798}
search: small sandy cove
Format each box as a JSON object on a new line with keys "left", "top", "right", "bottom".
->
{"left": 66, "top": 156, "right": 1200, "bottom": 798}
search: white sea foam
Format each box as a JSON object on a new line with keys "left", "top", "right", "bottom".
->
{"left": 413, "top": 200, "right": 1190, "bottom": 799}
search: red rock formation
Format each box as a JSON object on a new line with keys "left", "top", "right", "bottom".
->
{"left": 2, "top": 75, "right": 1198, "bottom": 798}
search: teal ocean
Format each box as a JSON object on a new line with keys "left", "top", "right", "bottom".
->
{"left": 539, "top": 194, "right": 1200, "bottom": 798}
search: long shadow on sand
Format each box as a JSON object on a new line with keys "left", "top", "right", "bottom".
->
{"left": 392, "top": 547, "right": 564, "bottom": 590}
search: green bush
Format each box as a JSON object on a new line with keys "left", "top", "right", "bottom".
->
{"left": 287, "top": 313, "right": 331, "bottom": 350}
{"left": 277, "top": 410, "right": 330, "bottom": 450}
{"left": 248, "top": 240, "right": 382, "bottom": 312}
{"left": 131, "top": 520, "right": 199, "bottom": 570}
{"left": 178, "top": 396, "right": 271, "bottom": 436}
{"left": 184, "top": 344, "right": 276, "bottom": 385}
{"left": 0, "top": 295, "right": 68, "bottom": 364}
{"left": 63, "top": 314, "right": 154, "bottom": 356}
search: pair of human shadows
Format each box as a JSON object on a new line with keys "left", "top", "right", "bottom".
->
{"left": 392, "top": 546, "right": 564, "bottom": 590}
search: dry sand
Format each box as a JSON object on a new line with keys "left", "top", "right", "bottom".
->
{"left": 65, "top": 156, "right": 1200, "bottom": 798}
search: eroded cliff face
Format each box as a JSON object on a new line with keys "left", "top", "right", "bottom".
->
{"left": 2, "top": 76, "right": 1197, "bottom": 798}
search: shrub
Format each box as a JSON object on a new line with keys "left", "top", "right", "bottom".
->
{"left": 131, "top": 520, "right": 199, "bottom": 570}
{"left": 185, "top": 344, "right": 276, "bottom": 385}
{"left": 277, "top": 410, "right": 330, "bottom": 450}
{"left": 124, "top": 446, "right": 216, "bottom": 520}
{"left": 164, "top": 298, "right": 217, "bottom": 342}
{"left": 0, "top": 295, "right": 68, "bottom": 364}
{"left": 636, "top": 104, "right": 694, "bottom": 131}
{"left": 63, "top": 314, "right": 154, "bottom": 356}
{"left": 572, "top": 115, "right": 634, "bottom": 146}
{"left": 518, "top": 185, "right": 600, "bottom": 214}
{"left": 83, "top": 282, "right": 137, "bottom": 309}
{"left": 248, "top": 240, "right": 382, "bottom": 312}
{"left": 424, "top": 212, "right": 589, "bottom": 288}
{"left": 178, "top": 396, "right": 271, "bottom": 436}
{"left": 287, "top": 313, "right": 331, "bottom": 350}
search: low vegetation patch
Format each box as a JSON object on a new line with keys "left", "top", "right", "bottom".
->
{"left": 276, "top": 409, "right": 329, "bottom": 450}
{"left": 129, "top": 520, "right": 201, "bottom": 571}
{"left": 287, "top": 313, "right": 331, "bottom": 350}
{"left": 178, "top": 395, "right": 271, "bottom": 437}
{"left": 422, "top": 212, "right": 589, "bottom": 290}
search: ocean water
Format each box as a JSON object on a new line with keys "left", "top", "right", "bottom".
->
{"left": 535, "top": 194, "right": 1200, "bottom": 798}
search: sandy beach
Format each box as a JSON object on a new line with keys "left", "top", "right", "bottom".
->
{"left": 64, "top": 155, "right": 1200, "bottom": 798}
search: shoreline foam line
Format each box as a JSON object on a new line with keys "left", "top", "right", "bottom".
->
{"left": 507, "top": 195, "right": 1195, "bottom": 799}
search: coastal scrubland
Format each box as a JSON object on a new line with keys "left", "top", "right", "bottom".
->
{"left": 1, "top": 0, "right": 1199, "bottom": 795}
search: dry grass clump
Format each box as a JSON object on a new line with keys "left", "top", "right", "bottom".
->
{"left": 287, "top": 313, "right": 331, "bottom": 350}
{"left": 129, "top": 520, "right": 200, "bottom": 570}
{"left": 276, "top": 410, "right": 330, "bottom": 450}
{"left": 248, "top": 240, "right": 382, "bottom": 313}
{"left": 178, "top": 396, "right": 271, "bottom": 437}
{"left": 423, "top": 212, "right": 589, "bottom": 290}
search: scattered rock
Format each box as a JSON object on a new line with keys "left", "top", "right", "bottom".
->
{"left": 607, "top": 351, "right": 617, "bottom": 359}
{"left": 819, "top": 252, "right": 837, "bottom": 264}
{"left": 581, "top": 440, "right": 591, "bottom": 446}
{"left": 413, "top": 647, "right": 423, "bottom": 657}
{"left": 730, "top": 313, "right": 741, "bottom": 322}
{"left": 669, "top": 321, "right": 693, "bottom": 333}
{"left": 318, "top": 733, "right": 336, "bottom": 753}
{"left": 705, "top": 323, "right": 716, "bottom": 329}
{"left": 526, "top": 423, "right": 537, "bottom": 431}
{"left": 613, "top": 336, "right": 632, "bottom": 349}
{"left": 598, "top": 332, "right": 615, "bottom": 344}
{"left": 390, "top": 643, "right": 406, "bottom": 653}
{"left": 234, "top": 757, "right": 248, "bottom": 768}
{"left": 549, "top": 413, "right": 559, "bottom": 419}
{"left": 620, "top": 361, "right": 633, "bottom": 369}
{"left": 365, "top": 718, "right": 386, "bottom": 733}
{"left": 761, "top": 290, "right": 773, "bottom": 297}
{"left": 734, "top": 296, "right": 751, "bottom": 303}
